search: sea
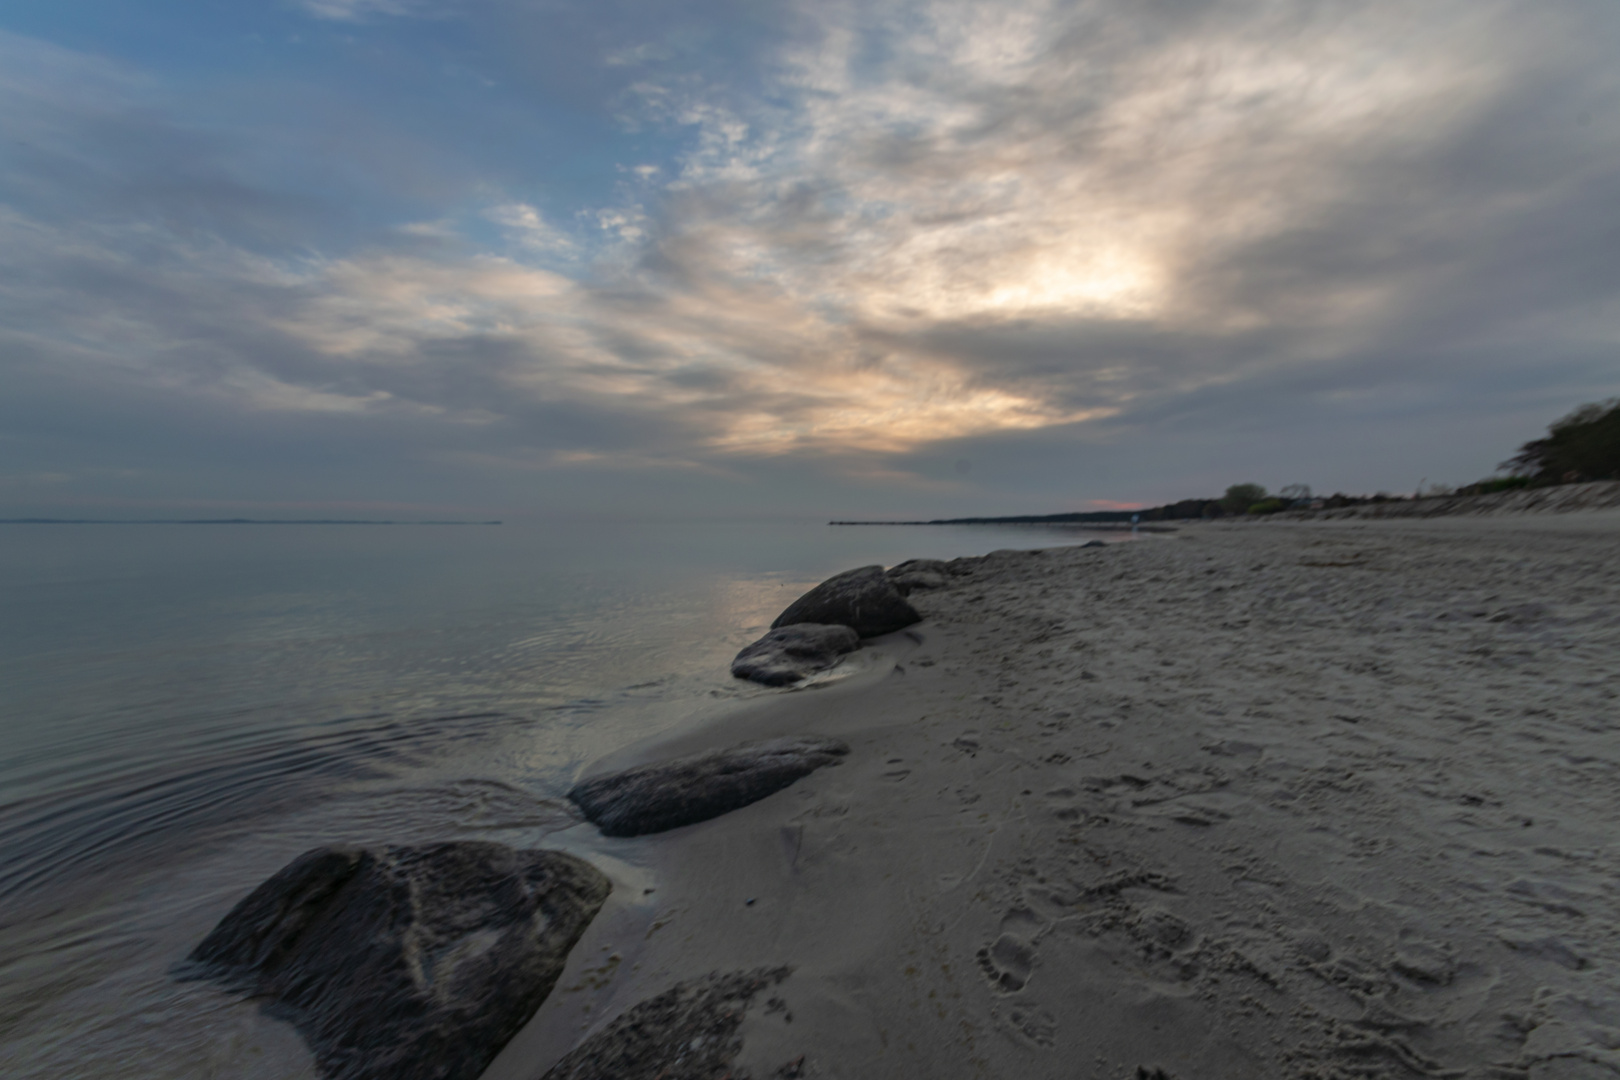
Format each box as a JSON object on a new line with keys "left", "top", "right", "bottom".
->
{"left": 0, "top": 517, "right": 1145, "bottom": 1078}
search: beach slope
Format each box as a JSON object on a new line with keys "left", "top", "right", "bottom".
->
{"left": 489, "top": 512, "right": 1620, "bottom": 1080}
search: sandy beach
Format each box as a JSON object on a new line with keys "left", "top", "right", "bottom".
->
{"left": 485, "top": 511, "right": 1620, "bottom": 1080}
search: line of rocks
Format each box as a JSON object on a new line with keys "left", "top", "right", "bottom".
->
{"left": 178, "top": 561, "right": 948, "bottom": 1080}
{"left": 729, "top": 559, "right": 970, "bottom": 687}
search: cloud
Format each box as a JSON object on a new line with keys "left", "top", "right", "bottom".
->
{"left": 485, "top": 203, "right": 579, "bottom": 256}
{"left": 3, "top": 1, "right": 1619, "bottom": 515}
{"left": 611, "top": 0, "right": 1620, "bottom": 453}
{"left": 295, "top": 0, "right": 431, "bottom": 22}
{"left": 0, "top": 471, "right": 74, "bottom": 489}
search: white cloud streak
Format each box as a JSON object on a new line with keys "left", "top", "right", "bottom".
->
{"left": 295, "top": 0, "right": 427, "bottom": 22}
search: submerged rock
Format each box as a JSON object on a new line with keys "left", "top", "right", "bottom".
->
{"left": 771, "top": 565, "right": 920, "bottom": 637}
{"left": 181, "top": 842, "right": 610, "bottom": 1080}
{"left": 542, "top": 968, "right": 793, "bottom": 1080}
{"left": 569, "top": 736, "right": 850, "bottom": 837}
{"left": 731, "top": 623, "right": 860, "bottom": 686}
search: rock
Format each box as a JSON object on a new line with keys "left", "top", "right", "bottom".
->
{"left": 180, "top": 842, "right": 610, "bottom": 1080}
{"left": 568, "top": 736, "right": 850, "bottom": 837}
{"left": 542, "top": 968, "right": 792, "bottom": 1080}
{"left": 890, "top": 570, "right": 948, "bottom": 595}
{"left": 1081, "top": 539, "right": 1106, "bottom": 548}
{"left": 886, "top": 558, "right": 952, "bottom": 596}
{"left": 888, "top": 558, "right": 951, "bottom": 574}
{"left": 731, "top": 623, "right": 860, "bottom": 686}
{"left": 771, "top": 565, "right": 920, "bottom": 637}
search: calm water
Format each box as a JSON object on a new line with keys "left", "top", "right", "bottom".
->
{"left": 0, "top": 517, "right": 1144, "bottom": 1077}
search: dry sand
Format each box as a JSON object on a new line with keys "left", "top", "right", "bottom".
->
{"left": 487, "top": 511, "right": 1620, "bottom": 1080}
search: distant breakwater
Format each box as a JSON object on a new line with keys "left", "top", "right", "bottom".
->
{"left": 829, "top": 517, "right": 1176, "bottom": 531}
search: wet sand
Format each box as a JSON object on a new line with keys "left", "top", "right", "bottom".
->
{"left": 488, "top": 511, "right": 1620, "bottom": 1080}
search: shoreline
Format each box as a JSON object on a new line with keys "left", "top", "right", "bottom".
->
{"left": 484, "top": 509, "right": 1620, "bottom": 1079}
{"left": 829, "top": 479, "right": 1620, "bottom": 530}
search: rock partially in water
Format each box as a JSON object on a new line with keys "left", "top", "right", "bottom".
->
{"left": 731, "top": 623, "right": 860, "bottom": 686}
{"left": 181, "top": 842, "right": 610, "bottom": 1080}
{"left": 569, "top": 736, "right": 850, "bottom": 837}
{"left": 542, "top": 967, "right": 793, "bottom": 1080}
{"left": 771, "top": 565, "right": 920, "bottom": 637}
{"left": 886, "top": 558, "right": 953, "bottom": 596}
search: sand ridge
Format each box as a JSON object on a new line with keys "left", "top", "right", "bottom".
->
{"left": 487, "top": 513, "right": 1620, "bottom": 1080}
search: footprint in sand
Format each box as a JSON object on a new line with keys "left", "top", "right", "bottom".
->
{"left": 1389, "top": 938, "right": 1456, "bottom": 986}
{"left": 978, "top": 909, "right": 1043, "bottom": 993}
{"left": 978, "top": 935, "right": 1035, "bottom": 992}
{"left": 1045, "top": 786, "right": 1083, "bottom": 821}
{"left": 1004, "top": 1004, "right": 1056, "bottom": 1047}
{"left": 1135, "top": 906, "right": 1194, "bottom": 951}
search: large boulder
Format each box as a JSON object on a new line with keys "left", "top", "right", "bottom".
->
{"left": 731, "top": 623, "right": 860, "bottom": 686}
{"left": 771, "top": 565, "right": 920, "bottom": 637}
{"left": 568, "top": 736, "right": 850, "bottom": 837}
{"left": 180, "top": 842, "right": 610, "bottom": 1080}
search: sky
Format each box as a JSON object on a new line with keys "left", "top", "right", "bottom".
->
{"left": 1, "top": 0, "right": 1617, "bottom": 520}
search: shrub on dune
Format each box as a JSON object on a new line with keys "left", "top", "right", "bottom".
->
{"left": 1503, "top": 399, "right": 1620, "bottom": 484}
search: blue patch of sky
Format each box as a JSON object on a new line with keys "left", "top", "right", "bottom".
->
{"left": 1, "top": 0, "right": 797, "bottom": 263}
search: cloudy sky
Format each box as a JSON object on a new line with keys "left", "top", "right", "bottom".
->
{"left": 2, "top": 0, "right": 1617, "bottom": 519}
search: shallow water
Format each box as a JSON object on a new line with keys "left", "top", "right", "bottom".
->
{"left": 0, "top": 517, "right": 1148, "bottom": 1077}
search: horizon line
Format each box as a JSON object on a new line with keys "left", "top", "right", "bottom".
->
{"left": 0, "top": 518, "right": 504, "bottom": 525}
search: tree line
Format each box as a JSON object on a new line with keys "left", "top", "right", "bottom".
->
{"left": 1065, "top": 397, "right": 1620, "bottom": 522}
{"left": 843, "top": 398, "right": 1620, "bottom": 527}
{"left": 1180, "top": 397, "right": 1620, "bottom": 518}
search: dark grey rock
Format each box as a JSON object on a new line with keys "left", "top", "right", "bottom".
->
{"left": 886, "top": 558, "right": 953, "bottom": 596}
{"left": 771, "top": 565, "right": 920, "bottom": 637}
{"left": 569, "top": 736, "right": 849, "bottom": 837}
{"left": 181, "top": 842, "right": 610, "bottom": 1080}
{"left": 1081, "top": 539, "right": 1106, "bottom": 548}
{"left": 542, "top": 968, "right": 793, "bottom": 1080}
{"left": 888, "top": 558, "right": 951, "bottom": 576}
{"left": 731, "top": 623, "right": 860, "bottom": 686}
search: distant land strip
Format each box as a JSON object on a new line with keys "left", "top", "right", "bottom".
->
{"left": 830, "top": 510, "right": 1158, "bottom": 526}
{"left": 0, "top": 518, "right": 503, "bottom": 525}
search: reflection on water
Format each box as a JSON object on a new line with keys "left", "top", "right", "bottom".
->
{"left": 0, "top": 518, "right": 1153, "bottom": 1077}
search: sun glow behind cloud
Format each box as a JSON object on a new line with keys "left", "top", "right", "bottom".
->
{"left": 240, "top": 0, "right": 1526, "bottom": 460}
